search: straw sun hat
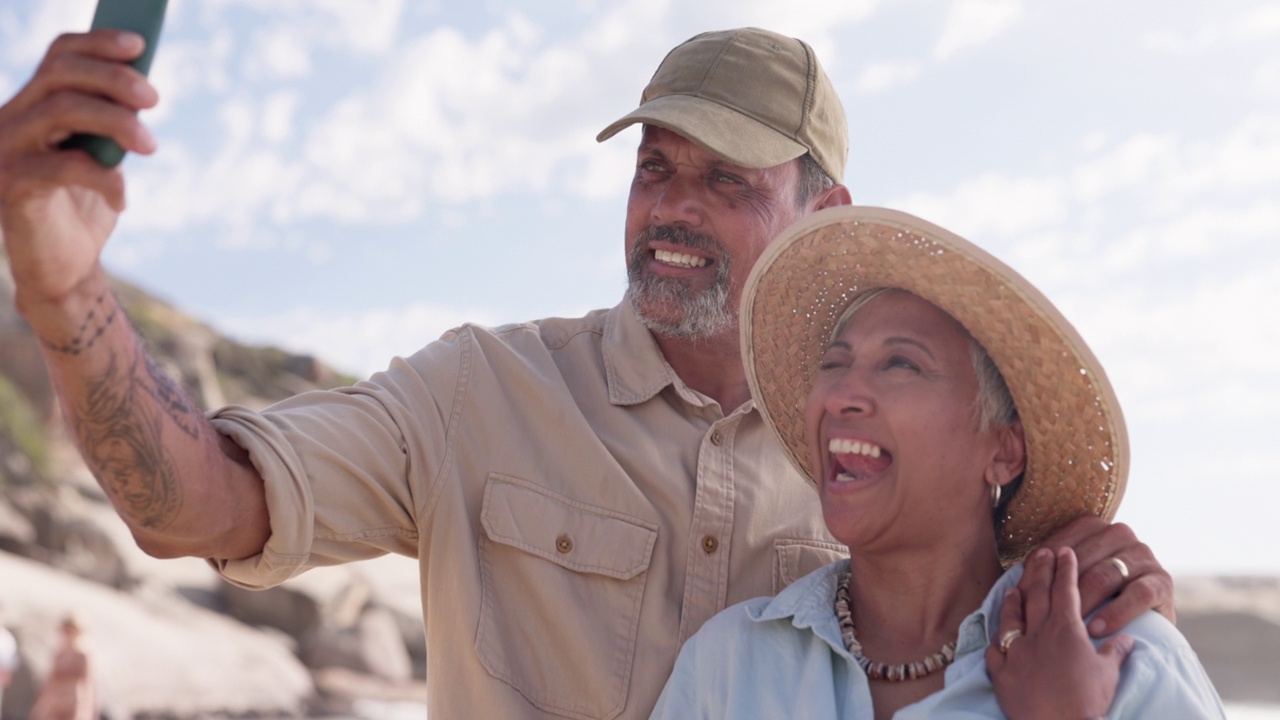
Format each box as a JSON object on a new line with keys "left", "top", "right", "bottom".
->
{"left": 742, "top": 206, "right": 1128, "bottom": 562}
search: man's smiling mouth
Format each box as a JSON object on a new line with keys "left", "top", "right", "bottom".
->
{"left": 654, "top": 249, "right": 708, "bottom": 268}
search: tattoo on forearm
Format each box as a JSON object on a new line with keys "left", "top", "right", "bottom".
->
{"left": 39, "top": 291, "right": 117, "bottom": 356}
{"left": 140, "top": 353, "right": 202, "bottom": 440}
{"left": 72, "top": 339, "right": 203, "bottom": 530}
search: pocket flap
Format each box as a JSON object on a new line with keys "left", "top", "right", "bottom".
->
{"left": 481, "top": 475, "right": 657, "bottom": 580}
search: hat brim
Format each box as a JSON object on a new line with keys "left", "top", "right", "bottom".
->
{"left": 742, "top": 206, "right": 1128, "bottom": 562}
{"left": 596, "top": 93, "right": 808, "bottom": 170}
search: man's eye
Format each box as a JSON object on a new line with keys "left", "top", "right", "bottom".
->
{"left": 713, "top": 171, "right": 740, "bottom": 184}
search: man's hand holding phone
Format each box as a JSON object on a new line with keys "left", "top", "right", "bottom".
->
{"left": 0, "top": 2, "right": 165, "bottom": 313}
{"left": 60, "top": 0, "right": 168, "bottom": 168}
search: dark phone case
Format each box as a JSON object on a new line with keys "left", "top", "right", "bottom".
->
{"left": 59, "top": 0, "right": 169, "bottom": 168}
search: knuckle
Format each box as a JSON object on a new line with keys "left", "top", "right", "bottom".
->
{"left": 46, "top": 33, "right": 80, "bottom": 57}
{"left": 1125, "top": 577, "right": 1159, "bottom": 606}
{"left": 1108, "top": 521, "right": 1137, "bottom": 543}
{"left": 1079, "top": 566, "right": 1114, "bottom": 595}
{"left": 1130, "top": 541, "right": 1155, "bottom": 563}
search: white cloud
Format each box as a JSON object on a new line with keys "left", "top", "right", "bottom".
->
{"left": 714, "top": 0, "right": 883, "bottom": 52}
{"left": 1071, "top": 133, "right": 1180, "bottom": 205}
{"left": 853, "top": 60, "right": 922, "bottom": 94}
{"left": 315, "top": 0, "right": 406, "bottom": 54}
{"left": 1078, "top": 254, "right": 1280, "bottom": 424}
{"left": 1258, "top": 60, "right": 1280, "bottom": 95}
{"left": 1140, "top": 2, "right": 1280, "bottom": 53}
{"left": 1078, "top": 131, "right": 1109, "bottom": 154}
{"left": 146, "top": 30, "right": 236, "bottom": 124}
{"left": 0, "top": 0, "right": 94, "bottom": 65}
{"left": 248, "top": 28, "right": 312, "bottom": 79}
{"left": 933, "top": 0, "right": 1024, "bottom": 61}
{"left": 1232, "top": 3, "right": 1280, "bottom": 40}
{"left": 1137, "top": 28, "right": 1190, "bottom": 54}
{"left": 892, "top": 172, "right": 1068, "bottom": 239}
{"left": 199, "top": 0, "right": 405, "bottom": 55}
{"left": 261, "top": 91, "right": 300, "bottom": 144}
{"left": 215, "top": 302, "right": 501, "bottom": 378}
{"left": 277, "top": 20, "right": 613, "bottom": 215}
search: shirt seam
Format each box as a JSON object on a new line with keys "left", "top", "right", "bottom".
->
{"left": 415, "top": 323, "right": 475, "bottom": 526}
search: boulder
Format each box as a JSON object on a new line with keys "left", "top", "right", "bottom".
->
{"left": 0, "top": 551, "right": 315, "bottom": 719}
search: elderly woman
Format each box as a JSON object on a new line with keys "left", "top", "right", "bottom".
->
{"left": 649, "top": 207, "right": 1223, "bottom": 719}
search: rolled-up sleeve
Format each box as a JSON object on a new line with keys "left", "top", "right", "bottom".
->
{"left": 206, "top": 336, "right": 464, "bottom": 589}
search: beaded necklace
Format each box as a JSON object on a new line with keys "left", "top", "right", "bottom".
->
{"left": 834, "top": 573, "right": 957, "bottom": 682}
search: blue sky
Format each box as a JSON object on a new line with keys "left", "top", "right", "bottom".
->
{"left": 2, "top": 0, "right": 1278, "bottom": 576}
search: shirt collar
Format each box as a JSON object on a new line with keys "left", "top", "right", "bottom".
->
{"left": 602, "top": 301, "right": 676, "bottom": 406}
{"left": 746, "top": 560, "right": 1027, "bottom": 660}
{"left": 602, "top": 299, "right": 754, "bottom": 415}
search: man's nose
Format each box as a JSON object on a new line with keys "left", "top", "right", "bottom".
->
{"left": 651, "top": 173, "right": 703, "bottom": 228}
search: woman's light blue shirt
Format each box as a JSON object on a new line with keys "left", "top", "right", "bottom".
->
{"left": 650, "top": 560, "right": 1224, "bottom": 719}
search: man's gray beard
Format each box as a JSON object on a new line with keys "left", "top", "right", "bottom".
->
{"left": 626, "top": 226, "right": 735, "bottom": 341}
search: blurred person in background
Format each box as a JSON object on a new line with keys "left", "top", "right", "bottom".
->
{"left": 29, "top": 615, "right": 96, "bottom": 720}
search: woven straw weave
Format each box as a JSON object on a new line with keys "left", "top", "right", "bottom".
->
{"left": 741, "top": 206, "right": 1128, "bottom": 563}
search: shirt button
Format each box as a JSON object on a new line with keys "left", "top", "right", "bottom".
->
{"left": 701, "top": 535, "right": 719, "bottom": 554}
{"left": 710, "top": 431, "right": 724, "bottom": 446}
{"left": 556, "top": 534, "right": 574, "bottom": 554}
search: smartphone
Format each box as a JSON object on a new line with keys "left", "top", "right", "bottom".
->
{"left": 60, "top": 0, "right": 169, "bottom": 168}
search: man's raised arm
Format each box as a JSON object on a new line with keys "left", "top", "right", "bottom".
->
{"left": 0, "top": 30, "right": 269, "bottom": 560}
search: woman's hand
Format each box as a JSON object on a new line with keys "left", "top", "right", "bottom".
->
{"left": 986, "top": 547, "right": 1136, "bottom": 720}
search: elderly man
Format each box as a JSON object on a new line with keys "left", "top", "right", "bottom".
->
{"left": 0, "top": 26, "right": 1171, "bottom": 719}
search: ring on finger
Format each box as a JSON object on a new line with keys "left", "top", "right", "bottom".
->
{"left": 1107, "top": 556, "right": 1130, "bottom": 581}
{"left": 998, "top": 629, "right": 1023, "bottom": 654}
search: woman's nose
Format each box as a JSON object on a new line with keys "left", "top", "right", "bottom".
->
{"left": 824, "top": 371, "right": 876, "bottom": 416}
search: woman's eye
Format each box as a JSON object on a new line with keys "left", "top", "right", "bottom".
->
{"left": 817, "top": 353, "right": 850, "bottom": 371}
{"left": 885, "top": 356, "right": 920, "bottom": 372}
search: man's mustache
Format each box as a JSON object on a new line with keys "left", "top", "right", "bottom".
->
{"left": 633, "top": 225, "right": 723, "bottom": 255}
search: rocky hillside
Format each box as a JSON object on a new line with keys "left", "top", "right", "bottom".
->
{"left": 0, "top": 252, "right": 426, "bottom": 719}
{"left": 1, "top": 254, "right": 1278, "bottom": 717}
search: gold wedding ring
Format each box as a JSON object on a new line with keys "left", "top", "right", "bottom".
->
{"left": 998, "top": 628, "right": 1023, "bottom": 654}
{"left": 1107, "top": 556, "right": 1130, "bottom": 581}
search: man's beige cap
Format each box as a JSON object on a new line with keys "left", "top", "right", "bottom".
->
{"left": 596, "top": 27, "right": 848, "bottom": 182}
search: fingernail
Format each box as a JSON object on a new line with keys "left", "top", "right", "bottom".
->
{"left": 1089, "top": 618, "right": 1107, "bottom": 635}
{"left": 1035, "top": 548, "right": 1052, "bottom": 560}
{"left": 1004, "top": 588, "right": 1016, "bottom": 599}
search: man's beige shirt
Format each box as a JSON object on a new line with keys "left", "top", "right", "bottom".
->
{"left": 210, "top": 302, "right": 845, "bottom": 720}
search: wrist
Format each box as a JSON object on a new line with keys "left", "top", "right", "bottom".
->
{"left": 14, "top": 266, "right": 119, "bottom": 356}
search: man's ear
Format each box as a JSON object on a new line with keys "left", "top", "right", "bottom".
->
{"left": 989, "top": 420, "right": 1027, "bottom": 488}
{"left": 813, "top": 183, "right": 852, "bottom": 210}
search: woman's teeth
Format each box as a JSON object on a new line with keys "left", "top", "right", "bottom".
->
{"left": 828, "top": 438, "right": 881, "bottom": 458}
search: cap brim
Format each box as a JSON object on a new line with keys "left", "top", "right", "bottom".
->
{"left": 596, "top": 94, "right": 807, "bottom": 169}
{"left": 742, "top": 206, "right": 1128, "bottom": 563}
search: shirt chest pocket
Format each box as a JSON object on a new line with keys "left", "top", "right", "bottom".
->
{"left": 477, "top": 474, "right": 658, "bottom": 720}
